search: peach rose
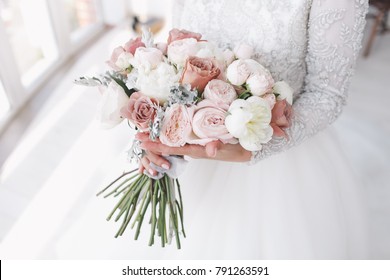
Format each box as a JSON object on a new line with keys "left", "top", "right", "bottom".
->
{"left": 203, "top": 79, "right": 237, "bottom": 105}
{"left": 120, "top": 92, "right": 158, "bottom": 131}
{"left": 159, "top": 104, "right": 195, "bottom": 147}
{"left": 270, "top": 100, "right": 293, "bottom": 138}
{"left": 167, "top": 28, "right": 202, "bottom": 45}
{"left": 189, "top": 100, "right": 236, "bottom": 145}
{"left": 180, "top": 57, "right": 221, "bottom": 93}
{"left": 124, "top": 37, "right": 145, "bottom": 55}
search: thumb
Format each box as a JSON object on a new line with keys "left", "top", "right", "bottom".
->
{"left": 205, "top": 141, "right": 220, "bottom": 158}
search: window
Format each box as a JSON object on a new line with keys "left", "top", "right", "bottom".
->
{"left": 64, "top": 0, "right": 101, "bottom": 43}
{"left": 0, "top": 0, "right": 104, "bottom": 130}
{"left": 0, "top": 0, "right": 58, "bottom": 86}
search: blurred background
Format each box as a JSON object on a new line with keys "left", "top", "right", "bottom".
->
{"left": 0, "top": 0, "right": 389, "bottom": 259}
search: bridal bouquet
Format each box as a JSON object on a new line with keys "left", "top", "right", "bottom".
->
{"left": 75, "top": 28, "right": 293, "bottom": 249}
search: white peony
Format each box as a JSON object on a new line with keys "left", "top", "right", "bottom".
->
{"left": 226, "top": 59, "right": 251, "bottom": 86}
{"left": 233, "top": 43, "right": 254, "bottom": 59}
{"left": 273, "top": 81, "right": 294, "bottom": 105}
{"left": 136, "top": 62, "right": 180, "bottom": 103}
{"left": 132, "top": 47, "right": 163, "bottom": 73}
{"left": 96, "top": 81, "right": 129, "bottom": 129}
{"left": 225, "top": 96, "right": 273, "bottom": 151}
{"left": 167, "top": 38, "right": 199, "bottom": 67}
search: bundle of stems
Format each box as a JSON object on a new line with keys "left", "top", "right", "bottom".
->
{"left": 97, "top": 169, "right": 186, "bottom": 249}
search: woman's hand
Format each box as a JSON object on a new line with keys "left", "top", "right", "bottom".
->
{"left": 136, "top": 133, "right": 252, "bottom": 175}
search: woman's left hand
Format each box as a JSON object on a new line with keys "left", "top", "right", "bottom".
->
{"left": 136, "top": 133, "right": 252, "bottom": 162}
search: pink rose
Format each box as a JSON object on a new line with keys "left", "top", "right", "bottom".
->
{"left": 124, "top": 37, "right": 145, "bottom": 55}
{"left": 120, "top": 92, "right": 158, "bottom": 131}
{"left": 167, "top": 28, "right": 202, "bottom": 45}
{"left": 180, "top": 57, "right": 221, "bottom": 93}
{"left": 159, "top": 104, "right": 195, "bottom": 147}
{"left": 189, "top": 100, "right": 237, "bottom": 145}
{"left": 270, "top": 100, "right": 293, "bottom": 138}
{"left": 203, "top": 79, "right": 237, "bottom": 105}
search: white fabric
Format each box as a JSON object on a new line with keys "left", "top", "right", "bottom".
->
{"left": 54, "top": 0, "right": 371, "bottom": 259}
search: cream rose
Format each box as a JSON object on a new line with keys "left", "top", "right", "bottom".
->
{"left": 159, "top": 104, "right": 195, "bottom": 147}
{"left": 203, "top": 79, "right": 237, "bottom": 105}
{"left": 225, "top": 96, "right": 273, "bottom": 151}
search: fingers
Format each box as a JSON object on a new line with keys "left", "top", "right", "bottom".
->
{"left": 205, "top": 141, "right": 221, "bottom": 158}
{"left": 140, "top": 156, "right": 158, "bottom": 176}
{"left": 140, "top": 141, "right": 195, "bottom": 157}
{"left": 146, "top": 151, "right": 171, "bottom": 170}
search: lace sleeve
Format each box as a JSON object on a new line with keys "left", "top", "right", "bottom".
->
{"left": 250, "top": 0, "right": 368, "bottom": 164}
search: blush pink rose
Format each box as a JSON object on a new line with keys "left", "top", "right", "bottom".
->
{"left": 270, "top": 99, "right": 293, "bottom": 138}
{"left": 167, "top": 28, "right": 202, "bottom": 45}
{"left": 120, "top": 92, "right": 158, "bottom": 131}
{"left": 203, "top": 79, "right": 237, "bottom": 105}
{"left": 189, "top": 100, "right": 237, "bottom": 145}
{"left": 159, "top": 104, "right": 195, "bottom": 147}
{"left": 180, "top": 57, "right": 221, "bottom": 93}
{"left": 124, "top": 37, "right": 145, "bottom": 55}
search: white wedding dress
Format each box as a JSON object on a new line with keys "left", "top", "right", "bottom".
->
{"left": 54, "top": 0, "right": 370, "bottom": 259}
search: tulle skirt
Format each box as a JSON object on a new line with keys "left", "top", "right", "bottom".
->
{"left": 54, "top": 128, "right": 369, "bottom": 259}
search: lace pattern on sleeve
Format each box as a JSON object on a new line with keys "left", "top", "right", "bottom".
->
{"left": 250, "top": 0, "right": 368, "bottom": 164}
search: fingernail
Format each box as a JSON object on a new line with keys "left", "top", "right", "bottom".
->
{"left": 149, "top": 168, "right": 155, "bottom": 175}
{"left": 161, "top": 164, "right": 170, "bottom": 170}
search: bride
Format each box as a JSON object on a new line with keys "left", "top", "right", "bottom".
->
{"left": 56, "top": 0, "right": 369, "bottom": 259}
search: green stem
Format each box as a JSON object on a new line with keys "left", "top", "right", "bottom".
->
{"left": 96, "top": 169, "right": 137, "bottom": 196}
{"left": 165, "top": 176, "right": 181, "bottom": 249}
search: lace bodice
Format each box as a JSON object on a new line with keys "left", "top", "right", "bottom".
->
{"left": 172, "top": 0, "right": 368, "bottom": 163}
